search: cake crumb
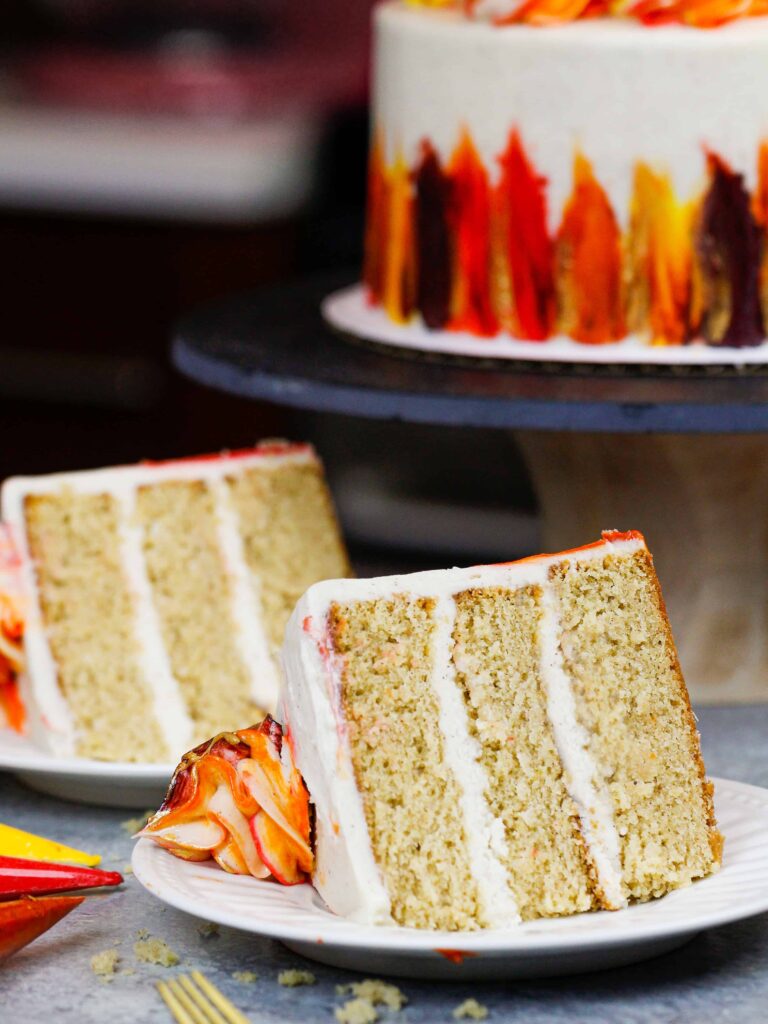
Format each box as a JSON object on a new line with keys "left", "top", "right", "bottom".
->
{"left": 335, "top": 997, "right": 379, "bottom": 1024}
{"left": 453, "top": 998, "right": 489, "bottom": 1020}
{"left": 122, "top": 864, "right": 134, "bottom": 875}
{"left": 232, "top": 970, "right": 259, "bottom": 984}
{"left": 90, "top": 948, "right": 120, "bottom": 981}
{"left": 197, "top": 922, "right": 220, "bottom": 940}
{"left": 134, "top": 938, "right": 180, "bottom": 967}
{"left": 120, "top": 811, "right": 154, "bottom": 835}
{"left": 136, "top": 928, "right": 149, "bottom": 940}
{"left": 336, "top": 980, "right": 407, "bottom": 1011}
{"left": 277, "top": 969, "right": 316, "bottom": 987}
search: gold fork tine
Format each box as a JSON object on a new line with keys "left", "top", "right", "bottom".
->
{"left": 177, "top": 975, "right": 229, "bottom": 1024}
{"left": 157, "top": 971, "right": 251, "bottom": 1024}
{"left": 168, "top": 978, "right": 212, "bottom": 1024}
{"left": 191, "top": 971, "right": 252, "bottom": 1024}
{"left": 157, "top": 981, "right": 196, "bottom": 1024}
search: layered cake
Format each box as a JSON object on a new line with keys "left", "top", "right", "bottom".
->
{"left": 358, "top": 1, "right": 768, "bottom": 350}
{"left": 1, "top": 443, "right": 351, "bottom": 763}
{"left": 280, "top": 531, "right": 721, "bottom": 929}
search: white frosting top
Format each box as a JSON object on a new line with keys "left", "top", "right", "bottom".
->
{"left": 281, "top": 533, "right": 643, "bottom": 926}
{"left": 1, "top": 445, "right": 314, "bottom": 760}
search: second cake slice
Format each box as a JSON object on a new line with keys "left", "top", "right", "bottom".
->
{"left": 281, "top": 531, "right": 722, "bottom": 930}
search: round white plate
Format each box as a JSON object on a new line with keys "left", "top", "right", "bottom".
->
{"left": 132, "top": 776, "right": 768, "bottom": 980}
{"left": 0, "top": 728, "right": 174, "bottom": 808}
{"left": 323, "top": 285, "right": 768, "bottom": 368}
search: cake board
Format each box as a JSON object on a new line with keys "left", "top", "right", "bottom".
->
{"left": 173, "top": 274, "right": 768, "bottom": 704}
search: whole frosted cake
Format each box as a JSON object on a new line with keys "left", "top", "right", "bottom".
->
{"left": 361, "top": 0, "right": 768, "bottom": 350}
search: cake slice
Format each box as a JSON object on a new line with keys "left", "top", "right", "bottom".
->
{"left": 1, "top": 443, "right": 351, "bottom": 763}
{"left": 281, "top": 531, "right": 722, "bottom": 930}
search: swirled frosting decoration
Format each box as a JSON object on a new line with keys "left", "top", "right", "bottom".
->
{"left": 141, "top": 717, "right": 313, "bottom": 885}
{"left": 405, "top": 0, "right": 768, "bottom": 26}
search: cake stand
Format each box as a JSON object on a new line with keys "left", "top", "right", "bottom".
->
{"left": 173, "top": 274, "right": 768, "bottom": 704}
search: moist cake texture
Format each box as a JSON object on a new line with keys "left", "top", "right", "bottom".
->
{"left": 282, "top": 531, "right": 722, "bottom": 930}
{"left": 2, "top": 443, "right": 351, "bottom": 763}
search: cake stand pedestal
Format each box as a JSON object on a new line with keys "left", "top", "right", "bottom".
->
{"left": 173, "top": 275, "right": 768, "bottom": 703}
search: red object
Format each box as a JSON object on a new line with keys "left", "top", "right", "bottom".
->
{"left": 0, "top": 896, "right": 84, "bottom": 961}
{"left": 0, "top": 856, "right": 123, "bottom": 900}
{"left": 434, "top": 948, "right": 479, "bottom": 964}
{"left": 495, "top": 130, "right": 555, "bottom": 340}
{"left": 447, "top": 131, "right": 499, "bottom": 337}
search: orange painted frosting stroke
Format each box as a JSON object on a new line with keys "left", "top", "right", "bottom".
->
{"left": 556, "top": 153, "right": 626, "bottom": 344}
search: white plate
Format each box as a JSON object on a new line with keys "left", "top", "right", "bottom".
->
{"left": 323, "top": 285, "right": 768, "bottom": 368}
{"left": 132, "top": 777, "right": 768, "bottom": 980}
{"left": 0, "top": 728, "right": 174, "bottom": 808}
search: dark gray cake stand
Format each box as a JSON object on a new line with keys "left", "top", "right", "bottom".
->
{"left": 174, "top": 274, "right": 768, "bottom": 702}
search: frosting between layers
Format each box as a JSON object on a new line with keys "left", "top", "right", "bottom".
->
{"left": 210, "top": 479, "right": 279, "bottom": 713}
{"left": 538, "top": 584, "right": 626, "bottom": 908}
{"left": 281, "top": 532, "right": 642, "bottom": 926}
{"left": 1, "top": 445, "right": 314, "bottom": 760}
{"left": 429, "top": 595, "right": 522, "bottom": 926}
{"left": 119, "top": 487, "right": 194, "bottom": 759}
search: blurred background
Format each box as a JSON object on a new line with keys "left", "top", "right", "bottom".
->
{"left": 0, "top": 0, "right": 537, "bottom": 574}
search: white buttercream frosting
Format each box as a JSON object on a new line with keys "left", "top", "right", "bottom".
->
{"left": 210, "top": 479, "right": 279, "bottom": 713}
{"left": 429, "top": 594, "right": 521, "bottom": 927}
{"left": 1, "top": 445, "right": 314, "bottom": 759}
{"left": 279, "top": 608, "right": 393, "bottom": 926}
{"left": 119, "top": 486, "right": 194, "bottom": 759}
{"left": 280, "top": 533, "right": 643, "bottom": 927}
{"left": 468, "top": 0, "right": 521, "bottom": 20}
{"left": 538, "top": 584, "right": 626, "bottom": 908}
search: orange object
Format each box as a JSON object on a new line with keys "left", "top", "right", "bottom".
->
{"left": 142, "top": 716, "right": 313, "bottom": 885}
{"left": 0, "top": 895, "right": 83, "bottom": 961}
{"left": 556, "top": 152, "right": 625, "bottom": 344}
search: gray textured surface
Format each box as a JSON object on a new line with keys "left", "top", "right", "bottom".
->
{"left": 1, "top": 705, "right": 767, "bottom": 1024}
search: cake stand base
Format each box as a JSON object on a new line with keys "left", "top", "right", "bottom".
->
{"left": 517, "top": 431, "right": 768, "bottom": 703}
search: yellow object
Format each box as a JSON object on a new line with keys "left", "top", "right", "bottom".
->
{"left": 0, "top": 823, "right": 100, "bottom": 866}
{"left": 157, "top": 972, "right": 250, "bottom": 1024}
